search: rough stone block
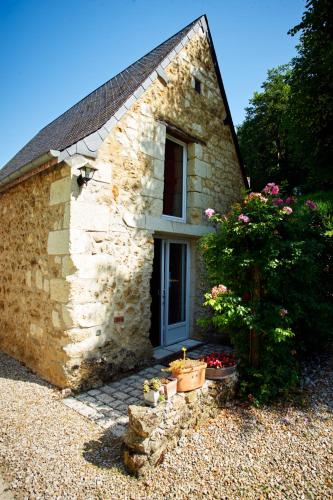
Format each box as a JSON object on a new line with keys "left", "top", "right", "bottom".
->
{"left": 63, "top": 202, "right": 70, "bottom": 229}
{"left": 188, "top": 176, "right": 202, "bottom": 192}
{"left": 70, "top": 254, "right": 114, "bottom": 279}
{"left": 70, "top": 202, "right": 110, "bottom": 231}
{"left": 50, "top": 278, "right": 70, "bottom": 303}
{"left": 153, "top": 158, "right": 164, "bottom": 180}
{"left": 62, "top": 255, "right": 76, "bottom": 278}
{"left": 139, "top": 139, "right": 165, "bottom": 161}
{"left": 52, "top": 310, "right": 62, "bottom": 328}
{"left": 49, "top": 177, "right": 71, "bottom": 205}
{"left": 70, "top": 302, "right": 108, "bottom": 328}
{"left": 155, "top": 122, "right": 166, "bottom": 144}
{"left": 69, "top": 278, "right": 104, "bottom": 304}
{"left": 47, "top": 230, "right": 70, "bottom": 255}
{"left": 30, "top": 323, "right": 43, "bottom": 338}
{"left": 35, "top": 269, "right": 43, "bottom": 290}
{"left": 63, "top": 331, "right": 107, "bottom": 357}
{"left": 141, "top": 178, "right": 164, "bottom": 198}
{"left": 70, "top": 230, "right": 93, "bottom": 255}
{"left": 187, "top": 158, "right": 207, "bottom": 178}
{"left": 43, "top": 279, "right": 50, "bottom": 294}
{"left": 128, "top": 405, "right": 162, "bottom": 437}
{"left": 188, "top": 142, "right": 203, "bottom": 160}
{"left": 187, "top": 192, "right": 204, "bottom": 208}
{"left": 25, "top": 270, "right": 32, "bottom": 288}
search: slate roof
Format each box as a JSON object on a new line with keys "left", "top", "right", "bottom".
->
{"left": 0, "top": 16, "right": 200, "bottom": 182}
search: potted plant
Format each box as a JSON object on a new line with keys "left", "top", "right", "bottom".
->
{"left": 202, "top": 352, "right": 237, "bottom": 380}
{"left": 163, "top": 348, "right": 207, "bottom": 392}
{"left": 143, "top": 378, "right": 165, "bottom": 407}
{"left": 159, "top": 377, "right": 177, "bottom": 400}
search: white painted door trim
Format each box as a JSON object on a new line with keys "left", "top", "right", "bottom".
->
{"left": 159, "top": 238, "right": 190, "bottom": 346}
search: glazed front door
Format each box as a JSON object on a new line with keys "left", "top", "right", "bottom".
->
{"left": 162, "top": 240, "right": 189, "bottom": 346}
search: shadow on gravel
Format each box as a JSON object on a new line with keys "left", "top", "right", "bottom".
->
{"left": 0, "top": 352, "right": 52, "bottom": 389}
{"left": 83, "top": 431, "right": 129, "bottom": 476}
{"left": 235, "top": 352, "right": 333, "bottom": 435}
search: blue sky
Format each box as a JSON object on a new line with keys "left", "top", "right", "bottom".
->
{"left": 0, "top": 0, "right": 305, "bottom": 167}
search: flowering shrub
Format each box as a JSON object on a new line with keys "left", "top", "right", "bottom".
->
{"left": 305, "top": 199, "right": 317, "bottom": 210}
{"left": 238, "top": 214, "right": 250, "bottom": 223}
{"left": 205, "top": 208, "right": 215, "bottom": 219}
{"left": 203, "top": 352, "right": 236, "bottom": 369}
{"left": 211, "top": 284, "right": 228, "bottom": 298}
{"left": 199, "top": 183, "right": 332, "bottom": 404}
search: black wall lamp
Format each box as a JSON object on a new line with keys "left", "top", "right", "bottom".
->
{"left": 77, "top": 164, "right": 98, "bottom": 187}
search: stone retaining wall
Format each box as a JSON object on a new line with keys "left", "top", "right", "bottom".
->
{"left": 123, "top": 373, "right": 238, "bottom": 476}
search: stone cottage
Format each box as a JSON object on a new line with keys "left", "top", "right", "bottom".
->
{"left": 0, "top": 15, "right": 247, "bottom": 389}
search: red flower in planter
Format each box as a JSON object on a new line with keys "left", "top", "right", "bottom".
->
{"left": 202, "top": 352, "right": 237, "bottom": 368}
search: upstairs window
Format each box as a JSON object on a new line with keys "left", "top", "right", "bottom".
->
{"left": 194, "top": 77, "right": 201, "bottom": 94}
{"left": 162, "top": 137, "right": 187, "bottom": 221}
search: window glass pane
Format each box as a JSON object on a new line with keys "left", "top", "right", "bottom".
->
{"left": 168, "top": 243, "right": 186, "bottom": 324}
{"left": 163, "top": 139, "right": 183, "bottom": 218}
{"left": 194, "top": 78, "right": 201, "bottom": 93}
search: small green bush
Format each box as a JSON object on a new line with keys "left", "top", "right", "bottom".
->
{"left": 199, "top": 185, "right": 332, "bottom": 404}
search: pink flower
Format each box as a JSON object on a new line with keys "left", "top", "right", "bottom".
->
{"left": 282, "top": 206, "right": 293, "bottom": 215}
{"left": 262, "top": 182, "right": 280, "bottom": 195}
{"left": 247, "top": 192, "right": 268, "bottom": 203}
{"left": 205, "top": 208, "right": 215, "bottom": 219}
{"left": 305, "top": 200, "right": 317, "bottom": 210}
{"left": 285, "top": 196, "right": 295, "bottom": 205}
{"left": 279, "top": 308, "right": 288, "bottom": 317}
{"left": 211, "top": 284, "right": 228, "bottom": 298}
{"left": 263, "top": 182, "right": 276, "bottom": 194}
{"left": 238, "top": 214, "right": 250, "bottom": 223}
{"left": 272, "top": 198, "right": 284, "bottom": 206}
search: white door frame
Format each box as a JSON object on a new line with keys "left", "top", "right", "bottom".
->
{"left": 159, "top": 238, "right": 190, "bottom": 346}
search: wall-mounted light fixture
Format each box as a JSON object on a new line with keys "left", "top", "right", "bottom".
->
{"left": 77, "top": 163, "right": 98, "bottom": 187}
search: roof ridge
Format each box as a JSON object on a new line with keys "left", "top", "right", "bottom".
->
{"left": 37, "top": 16, "right": 203, "bottom": 136}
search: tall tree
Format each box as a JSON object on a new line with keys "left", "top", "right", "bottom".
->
{"left": 288, "top": 0, "right": 333, "bottom": 190}
{"left": 237, "top": 66, "right": 297, "bottom": 191}
{"left": 238, "top": 0, "right": 333, "bottom": 192}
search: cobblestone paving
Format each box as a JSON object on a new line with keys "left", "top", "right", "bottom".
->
{"left": 63, "top": 342, "right": 229, "bottom": 436}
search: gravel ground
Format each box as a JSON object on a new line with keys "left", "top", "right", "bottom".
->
{"left": 0, "top": 351, "right": 332, "bottom": 499}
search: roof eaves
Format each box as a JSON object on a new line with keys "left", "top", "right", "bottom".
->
{"left": 0, "top": 150, "right": 60, "bottom": 193}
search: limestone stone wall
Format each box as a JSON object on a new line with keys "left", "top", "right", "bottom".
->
{"left": 62, "top": 30, "right": 245, "bottom": 387}
{"left": 123, "top": 374, "right": 238, "bottom": 476}
{"left": 0, "top": 164, "right": 72, "bottom": 387}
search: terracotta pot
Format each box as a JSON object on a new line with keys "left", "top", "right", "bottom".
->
{"left": 205, "top": 364, "right": 237, "bottom": 380}
{"left": 161, "top": 378, "right": 177, "bottom": 399}
{"left": 172, "top": 362, "right": 207, "bottom": 392}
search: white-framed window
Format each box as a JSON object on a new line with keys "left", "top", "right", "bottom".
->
{"left": 162, "top": 135, "right": 187, "bottom": 222}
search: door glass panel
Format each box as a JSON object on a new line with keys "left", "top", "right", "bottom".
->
{"left": 168, "top": 243, "right": 186, "bottom": 325}
{"left": 163, "top": 138, "right": 184, "bottom": 218}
